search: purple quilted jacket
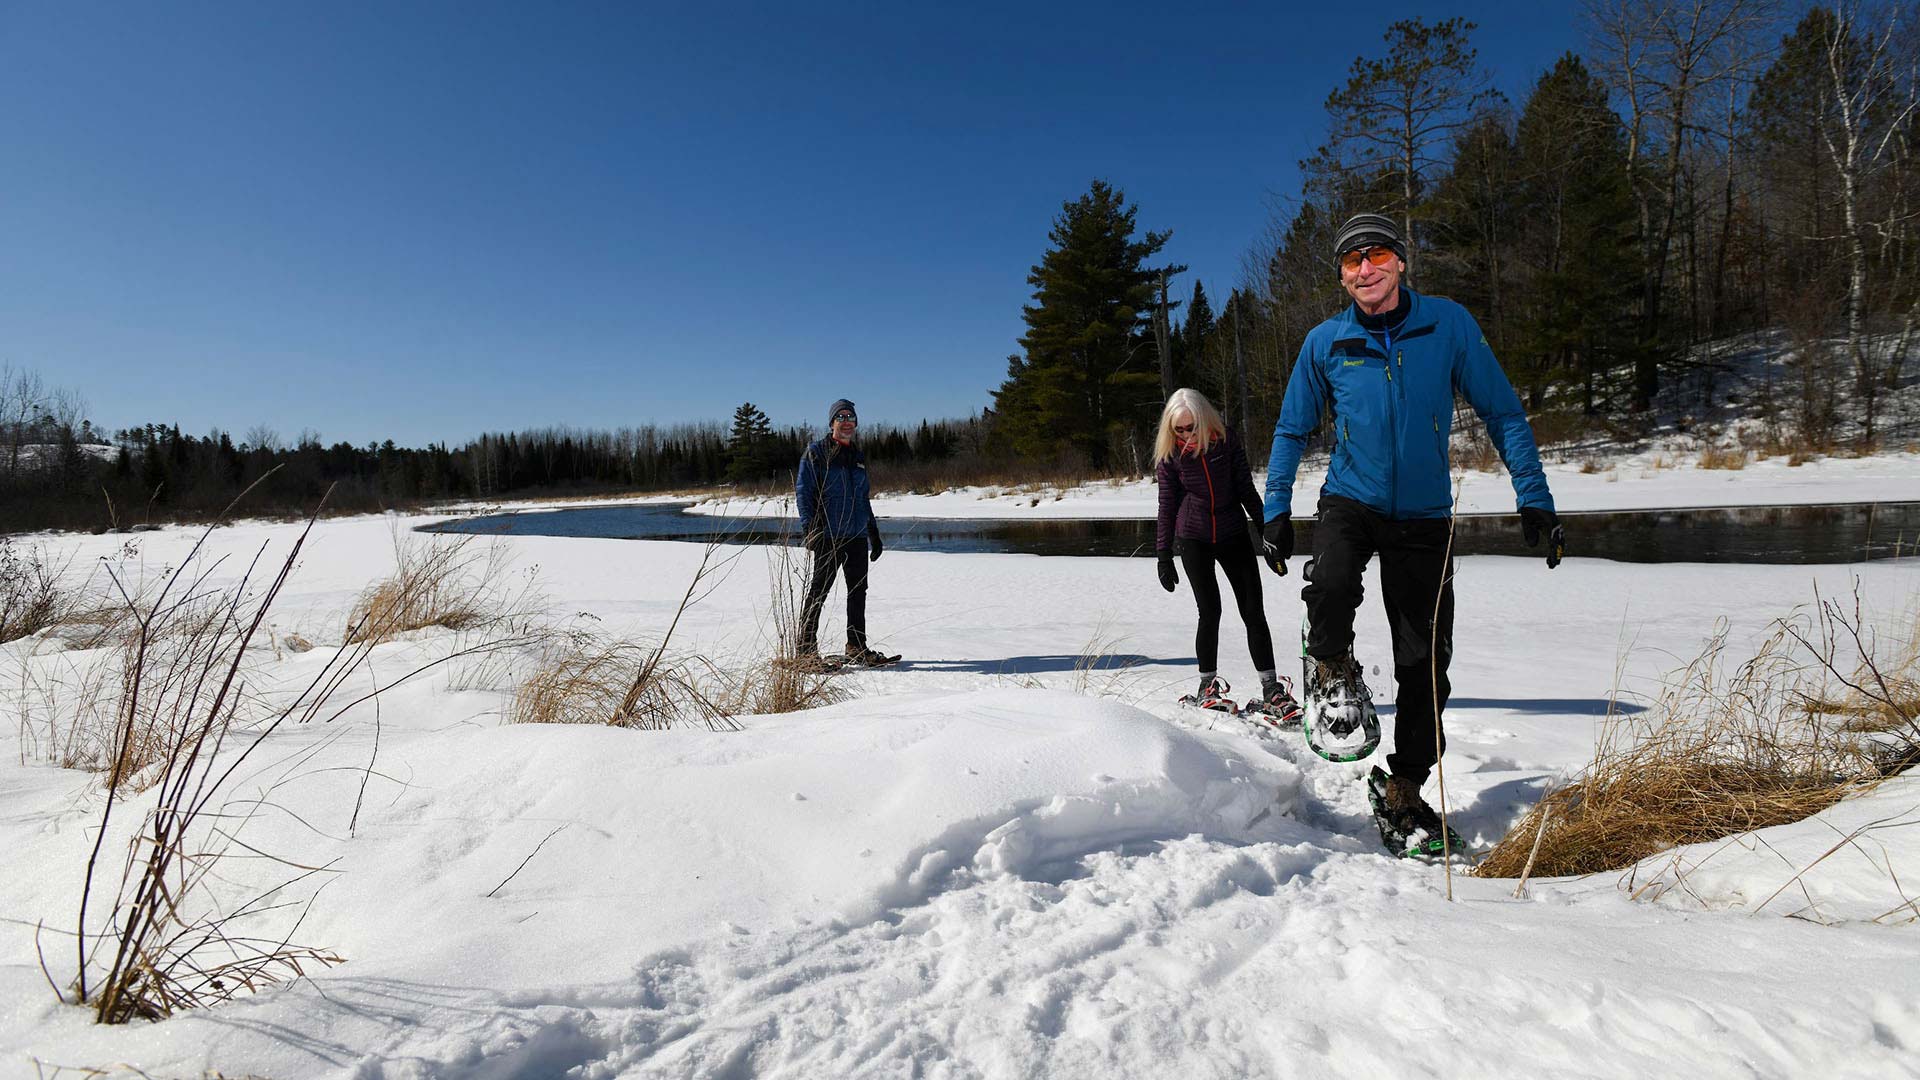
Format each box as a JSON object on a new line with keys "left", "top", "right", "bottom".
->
{"left": 1155, "top": 428, "right": 1264, "bottom": 553}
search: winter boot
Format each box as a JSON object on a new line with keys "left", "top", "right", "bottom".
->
{"left": 1373, "top": 771, "right": 1463, "bottom": 858}
{"left": 844, "top": 644, "right": 897, "bottom": 668}
{"left": 1180, "top": 675, "right": 1237, "bottom": 714}
{"left": 1250, "top": 675, "right": 1303, "bottom": 729}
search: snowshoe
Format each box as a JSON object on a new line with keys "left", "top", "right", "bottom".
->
{"left": 776, "top": 652, "right": 846, "bottom": 673}
{"left": 843, "top": 646, "right": 902, "bottom": 668}
{"left": 1364, "top": 767, "right": 1465, "bottom": 860}
{"left": 1299, "top": 618, "right": 1380, "bottom": 763}
{"left": 1178, "top": 676, "right": 1239, "bottom": 715}
{"left": 1244, "top": 675, "right": 1303, "bottom": 730}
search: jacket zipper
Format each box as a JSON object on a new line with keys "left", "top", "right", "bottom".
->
{"left": 1200, "top": 448, "right": 1218, "bottom": 543}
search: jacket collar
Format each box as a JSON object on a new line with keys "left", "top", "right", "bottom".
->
{"left": 1329, "top": 286, "right": 1439, "bottom": 351}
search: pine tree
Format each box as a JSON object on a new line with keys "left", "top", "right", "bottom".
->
{"left": 725, "top": 402, "right": 775, "bottom": 483}
{"left": 1509, "top": 53, "right": 1639, "bottom": 413}
{"left": 1320, "top": 17, "right": 1494, "bottom": 272}
{"left": 993, "top": 180, "right": 1171, "bottom": 468}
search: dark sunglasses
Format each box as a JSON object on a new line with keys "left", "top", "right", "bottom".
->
{"left": 832, "top": 412, "right": 857, "bottom": 424}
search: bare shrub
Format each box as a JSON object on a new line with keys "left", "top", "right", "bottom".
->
{"left": 66, "top": 499, "right": 534, "bottom": 1023}
{"left": 0, "top": 538, "right": 75, "bottom": 644}
{"left": 1448, "top": 425, "right": 1503, "bottom": 472}
{"left": 1478, "top": 586, "right": 1917, "bottom": 882}
{"left": 1791, "top": 585, "right": 1920, "bottom": 745}
{"left": 1698, "top": 446, "right": 1749, "bottom": 470}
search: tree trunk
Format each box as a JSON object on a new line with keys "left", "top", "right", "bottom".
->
{"left": 1154, "top": 271, "right": 1176, "bottom": 401}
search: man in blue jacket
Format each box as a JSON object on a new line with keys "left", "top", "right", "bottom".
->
{"left": 795, "top": 398, "right": 889, "bottom": 669}
{"left": 1262, "top": 213, "right": 1565, "bottom": 833}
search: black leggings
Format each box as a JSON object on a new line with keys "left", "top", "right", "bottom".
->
{"left": 1178, "top": 529, "right": 1275, "bottom": 674}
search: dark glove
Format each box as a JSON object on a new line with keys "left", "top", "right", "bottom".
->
{"left": 1261, "top": 517, "right": 1293, "bottom": 576}
{"left": 1156, "top": 550, "right": 1178, "bottom": 592}
{"left": 868, "top": 522, "right": 883, "bottom": 561}
{"left": 1520, "top": 506, "right": 1564, "bottom": 569}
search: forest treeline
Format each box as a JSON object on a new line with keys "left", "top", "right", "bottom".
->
{"left": 4, "top": 3, "right": 1916, "bottom": 533}
{"left": 996, "top": 3, "right": 1918, "bottom": 467}
{"left": 0, "top": 374, "right": 992, "bottom": 532}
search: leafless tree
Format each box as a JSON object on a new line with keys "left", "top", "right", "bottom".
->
{"left": 1813, "top": 2, "right": 1920, "bottom": 439}
{"left": 1586, "top": 0, "right": 1777, "bottom": 409}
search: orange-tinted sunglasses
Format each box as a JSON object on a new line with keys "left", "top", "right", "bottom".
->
{"left": 1339, "top": 246, "right": 1398, "bottom": 273}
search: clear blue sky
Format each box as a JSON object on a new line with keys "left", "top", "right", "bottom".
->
{"left": 1, "top": 1, "right": 1587, "bottom": 446}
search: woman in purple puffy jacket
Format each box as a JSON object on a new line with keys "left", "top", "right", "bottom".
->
{"left": 1154, "top": 389, "right": 1296, "bottom": 719}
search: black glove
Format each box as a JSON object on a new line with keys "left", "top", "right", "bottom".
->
{"left": 868, "top": 522, "right": 883, "bottom": 561}
{"left": 1156, "top": 550, "right": 1178, "bottom": 592}
{"left": 1520, "top": 506, "right": 1564, "bottom": 569}
{"left": 1261, "top": 517, "right": 1293, "bottom": 576}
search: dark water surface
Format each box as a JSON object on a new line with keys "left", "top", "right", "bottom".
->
{"left": 424, "top": 500, "right": 1920, "bottom": 564}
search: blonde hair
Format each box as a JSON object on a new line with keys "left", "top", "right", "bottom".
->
{"left": 1153, "top": 389, "right": 1227, "bottom": 465}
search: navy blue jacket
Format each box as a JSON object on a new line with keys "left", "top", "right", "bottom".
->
{"left": 1263, "top": 287, "right": 1555, "bottom": 520}
{"left": 796, "top": 437, "right": 874, "bottom": 541}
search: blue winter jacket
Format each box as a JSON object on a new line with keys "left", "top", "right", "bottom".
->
{"left": 796, "top": 437, "right": 874, "bottom": 540}
{"left": 1263, "top": 287, "right": 1555, "bottom": 521}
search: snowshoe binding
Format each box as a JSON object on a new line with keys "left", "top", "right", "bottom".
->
{"left": 844, "top": 645, "right": 902, "bottom": 668}
{"left": 1178, "top": 675, "right": 1239, "bottom": 715}
{"left": 1244, "top": 675, "right": 1303, "bottom": 730}
{"left": 1365, "top": 767, "right": 1465, "bottom": 860}
{"left": 1299, "top": 626, "right": 1380, "bottom": 762}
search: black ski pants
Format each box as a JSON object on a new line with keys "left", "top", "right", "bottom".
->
{"left": 799, "top": 536, "right": 869, "bottom": 651}
{"left": 1178, "top": 528, "right": 1276, "bottom": 675}
{"left": 1302, "top": 494, "right": 1455, "bottom": 785}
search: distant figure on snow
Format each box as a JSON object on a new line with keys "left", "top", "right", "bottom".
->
{"left": 1154, "top": 388, "right": 1300, "bottom": 723}
{"left": 1261, "top": 211, "right": 1564, "bottom": 844}
{"left": 794, "top": 398, "right": 891, "bottom": 670}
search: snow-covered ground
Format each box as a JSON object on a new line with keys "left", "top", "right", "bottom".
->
{"left": 3, "top": 514, "right": 1918, "bottom": 1078}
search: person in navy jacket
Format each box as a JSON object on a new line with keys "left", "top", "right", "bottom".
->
{"left": 795, "top": 398, "right": 888, "bottom": 668}
{"left": 1155, "top": 388, "right": 1296, "bottom": 717}
{"left": 1262, "top": 212, "right": 1565, "bottom": 829}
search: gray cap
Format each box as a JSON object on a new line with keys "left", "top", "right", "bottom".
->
{"left": 827, "top": 398, "right": 858, "bottom": 425}
{"left": 1332, "top": 213, "right": 1406, "bottom": 261}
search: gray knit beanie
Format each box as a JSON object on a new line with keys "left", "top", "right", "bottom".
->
{"left": 1332, "top": 213, "right": 1407, "bottom": 263}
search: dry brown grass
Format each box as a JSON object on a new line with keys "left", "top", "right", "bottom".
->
{"left": 509, "top": 632, "right": 845, "bottom": 729}
{"left": 510, "top": 531, "right": 845, "bottom": 729}
{"left": 345, "top": 532, "right": 529, "bottom": 644}
{"left": 1698, "top": 445, "right": 1749, "bottom": 470}
{"left": 1476, "top": 611, "right": 1889, "bottom": 881}
{"left": 509, "top": 631, "right": 738, "bottom": 731}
